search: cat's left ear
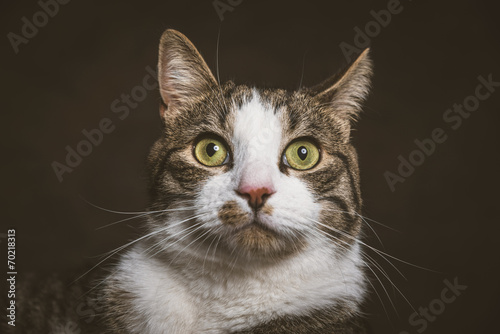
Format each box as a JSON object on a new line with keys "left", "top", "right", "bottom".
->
{"left": 310, "top": 49, "right": 373, "bottom": 138}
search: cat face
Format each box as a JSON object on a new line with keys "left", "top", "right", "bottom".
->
{"left": 146, "top": 30, "right": 372, "bottom": 261}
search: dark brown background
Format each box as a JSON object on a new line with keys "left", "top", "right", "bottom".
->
{"left": 2, "top": 0, "right": 499, "bottom": 333}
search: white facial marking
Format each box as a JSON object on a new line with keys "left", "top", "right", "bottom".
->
{"left": 232, "top": 91, "right": 283, "bottom": 195}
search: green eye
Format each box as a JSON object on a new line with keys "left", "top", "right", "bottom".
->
{"left": 284, "top": 140, "right": 320, "bottom": 170}
{"left": 194, "top": 137, "right": 228, "bottom": 167}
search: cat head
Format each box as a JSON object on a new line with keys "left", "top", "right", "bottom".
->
{"left": 146, "top": 29, "right": 372, "bottom": 262}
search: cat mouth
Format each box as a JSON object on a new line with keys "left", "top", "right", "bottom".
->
{"left": 236, "top": 216, "right": 279, "bottom": 236}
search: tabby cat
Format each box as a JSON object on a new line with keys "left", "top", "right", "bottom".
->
{"left": 4, "top": 29, "right": 374, "bottom": 333}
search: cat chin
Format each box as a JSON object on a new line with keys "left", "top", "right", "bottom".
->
{"left": 224, "top": 220, "right": 305, "bottom": 259}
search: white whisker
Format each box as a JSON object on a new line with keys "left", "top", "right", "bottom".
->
{"left": 306, "top": 216, "right": 436, "bottom": 273}
{"left": 82, "top": 197, "right": 196, "bottom": 215}
{"left": 72, "top": 213, "right": 205, "bottom": 284}
{"left": 304, "top": 217, "right": 417, "bottom": 313}
{"left": 96, "top": 206, "right": 198, "bottom": 230}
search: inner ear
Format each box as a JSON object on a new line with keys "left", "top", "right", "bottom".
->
{"left": 310, "top": 49, "right": 373, "bottom": 135}
{"left": 158, "top": 29, "right": 218, "bottom": 116}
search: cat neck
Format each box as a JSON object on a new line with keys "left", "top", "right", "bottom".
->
{"left": 104, "top": 238, "right": 367, "bottom": 333}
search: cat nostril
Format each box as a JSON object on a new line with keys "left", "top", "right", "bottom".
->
{"left": 236, "top": 191, "right": 251, "bottom": 202}
{"left": 236, "top": 186, "right": 275, "bottom": 210}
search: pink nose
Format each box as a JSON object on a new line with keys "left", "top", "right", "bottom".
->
{"left": 237, "top": 186, "right": 275, "bottom": 209}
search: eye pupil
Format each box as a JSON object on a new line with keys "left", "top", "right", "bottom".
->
{"left": 206, "top": 143, "right": 219, "bottom": 157}
{"left": 298, "top": 146, "right": 308, "bottom": 160}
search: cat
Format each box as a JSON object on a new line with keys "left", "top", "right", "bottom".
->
{"left": 2, "top": 29, "right": 373, "bottom": 334}
{"left": 101, "top": 29, "right": 373, "bottom": 333}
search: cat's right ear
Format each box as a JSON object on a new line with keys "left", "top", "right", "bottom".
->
{"left": 158, "top": 29, "right": 217, "bottom": 118}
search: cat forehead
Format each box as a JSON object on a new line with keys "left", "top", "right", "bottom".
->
{"left": 222, "top": 86, "right": 341, "bottom": 148}
{"left": 220, "top": 85, "right": 308, "bottom": 131}
{"left": 233, "top": 90, "right": 283, "bottom": 141}
{"left": 163, "top": 84, "right": 344, "bottom": 150}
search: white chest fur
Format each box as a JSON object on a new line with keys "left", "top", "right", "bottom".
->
{"left": 111, "top": 239, "right": 366, "bottom": 334}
